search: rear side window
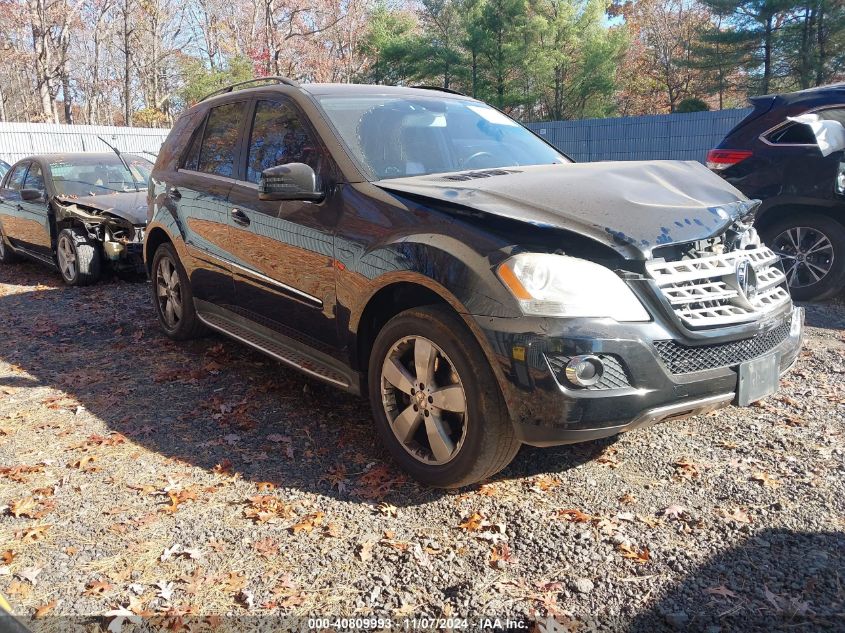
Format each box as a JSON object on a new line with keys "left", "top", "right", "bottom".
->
{"left": 197, "top": 102, "right": 245, "bottom": 177}
{"left": 5, "top": 163, "right": 28, "bottom": 190}
{"left": 246, "top": 100, "right": 320, "bottom": 184}
{"left": 768, "top": 107, "right": 845, "bottom": 144}
{"left": 24, "top": 163, "right": 44, "bottom": 192}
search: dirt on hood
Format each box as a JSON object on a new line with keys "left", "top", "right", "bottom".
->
{"left": 374, "top": 161, "right": 757, "bottom": 259}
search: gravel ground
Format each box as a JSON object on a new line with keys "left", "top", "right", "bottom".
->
{"left": 0, "top": 261, "right": 843, "bottom": 633}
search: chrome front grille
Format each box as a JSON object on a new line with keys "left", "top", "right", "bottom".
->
{"left": 646, "top": 245, "right": 790, "bottom": 328}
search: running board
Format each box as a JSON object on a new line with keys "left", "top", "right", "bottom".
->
{"left": 194, "top": 300, "right": 359, "bottom": 393}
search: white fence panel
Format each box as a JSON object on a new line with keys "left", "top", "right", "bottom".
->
{"left": 0, "top": 123, "right": 171, "bottom": 164}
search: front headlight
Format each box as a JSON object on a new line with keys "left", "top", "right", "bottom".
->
{"left": 497, "top": 253, "right": 650, "bottom": 321}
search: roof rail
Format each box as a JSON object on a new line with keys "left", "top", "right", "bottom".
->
{"left": 199, "top": 76, "right": 301, "bottom": 103}
{"left": 411, "top": 85, "right": 467, "bottom": 97}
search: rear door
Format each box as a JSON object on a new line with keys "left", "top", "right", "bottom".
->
{"left": 226, "top": 96, "right": 340, "bottom": 350}
{"left": 173, "top": 100, "right": 249, "bottom": 306}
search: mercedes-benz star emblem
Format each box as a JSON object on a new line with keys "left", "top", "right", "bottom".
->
{"left": 736, "top": 259, "right": 757, "bottom": 298}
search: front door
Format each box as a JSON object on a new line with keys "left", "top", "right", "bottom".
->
{"left": 0, "top": 162, "right": 35, "bottom": 251}
{"left": 16, "top": 161, "right": 52, "bottom": 257}
{"left": 226, "top": 97, "right": 340, "bottom": 351}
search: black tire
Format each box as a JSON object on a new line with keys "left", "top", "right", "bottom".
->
{"left": 151, "top": 242, "right": 208, "bottom": 340}
{"left": 760, "top": 214, "right": 845, "bottom": 302}
{"left": 56, "top": 227, "right": 100, "bottom": 286}
{"left": 368, "top": 305, "right": 520, "bottom": 488}
{"left": 0, "top": 229, "right": 19, "bottom": 264}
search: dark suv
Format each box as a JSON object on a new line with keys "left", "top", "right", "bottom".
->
{"left": 145, "top": 78, "right": 803, "bottom": 487}
{"left": 708, "top": 84, "right": 845, "bottom": 301}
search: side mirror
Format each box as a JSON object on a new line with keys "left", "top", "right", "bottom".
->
{"left": 259, "top": 163, "right": 323, "bottom": 202}
{"left": 20, "top": 188, "right": 43, "bottom": 202}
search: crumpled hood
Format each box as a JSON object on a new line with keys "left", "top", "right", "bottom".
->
{"left": 55, "top": 190, "right": 149, "bottom": 226}
{"left": 374, "top": 161, "right": 756, "bottom": 259}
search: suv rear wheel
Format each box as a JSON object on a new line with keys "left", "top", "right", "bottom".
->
{"left": 151, "top": 243, "right": 207, "bottom": 340}
{"left": 368, "top": 305, "right": 519, "bottom": 488}
{"left": 761, "top": 214, "right": 845, "bottom": 301}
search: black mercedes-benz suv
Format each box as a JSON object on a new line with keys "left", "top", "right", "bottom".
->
{"left": 708, "top": 83, "right": 845, "bottom": 301}
{"left": 145, "top": 78, "right": 804, "bottom": 487}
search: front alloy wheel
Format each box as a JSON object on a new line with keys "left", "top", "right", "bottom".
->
{"left": 368, "top": 306, "right": 520, "bottom": 488}
{"left": 381, "top": 335, "right": 468, "bottom": 465}
{"left": 57, "top": 234, "right": 77, "bottom": 280}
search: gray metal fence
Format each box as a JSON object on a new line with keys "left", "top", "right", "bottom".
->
{"left": 0, "top": 123, "right": 170, "bottom": 164}
{"left": 525, "top": 108, "right": 753, "bottom": 163}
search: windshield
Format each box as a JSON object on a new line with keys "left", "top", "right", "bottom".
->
{"left": 315, "top": 95, "right": 568, "bottom": 180}
{"left": 49, "top": 155, "right": 151, "bottom": 197}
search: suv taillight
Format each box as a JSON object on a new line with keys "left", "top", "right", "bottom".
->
{"left": 706, "top": 149, "right": 752, "bottom": 171}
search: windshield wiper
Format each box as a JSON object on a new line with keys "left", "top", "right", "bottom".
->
{"left": 97, "top": 136, "right": 140, "bottom": 192}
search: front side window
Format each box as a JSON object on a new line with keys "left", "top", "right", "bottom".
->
{"left": 24, "top": 163, "right": 45, "bottom": 192}
{"left": 5, "top": 163, "right": 28, "bottom": 190}
{"left": 315, "top": 95, "right": 567, "bottom": 180}
{"left": 246, "top": 100, "right": 321, "bottom": 184}
{"left": 197, "top": 102, "right": 245, "bottom": 177}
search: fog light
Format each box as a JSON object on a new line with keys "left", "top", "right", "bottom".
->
{"left": 564, "top": 355, "right": 604, "bottom": 387}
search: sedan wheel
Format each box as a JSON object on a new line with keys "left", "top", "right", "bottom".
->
{"left": 381, "top": 335, "right": 468, "bottom": 465}
{"left": 156, "top": 255, "right": 184, "bottom": 329}
{"left": 57, "top": 234, "right": 77, "bottom": 281}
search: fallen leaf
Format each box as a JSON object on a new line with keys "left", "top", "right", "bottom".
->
{"left": 256, "top": 482, "right": 275, "bottom": 492}
{"left": 290, "top": 512, "right": 325, "bottom": 534}
{"left": 458, "top": 512, "right": 485, "bottom": 531}
{"left": 660, "top": 504, "right": 688, "bottom": 520}
{"left": 674, "top": 457, "right": 701, "bottom": 479}
{"left": 253, "top": 538, "right": 279, "bottom": 558}
{"left": 618, "top": 493, "right": 637, "bottom": 505}
{"left": 618, "top": 543, "right": 650, "bottom": 564}
{"left": 717, "top": 507, "right": 752, "bottom": 524}
{"left": 556, "top": 509, "right": 593, "bottom": 523}
{"left": 84, "top": 580, "right": 114, "bottom": 596}
{"left": 9, "top": 497, "right": 38, "bottom": 518}
{"left": 16, "top": 524, "right": 51, "bottom": 542}
{"left": 33, "top": 600, "right": 57, "bottom": 619}
{"left": 17, "top": 566, "right": 42, "bottom": 585}
{"left": 377, "top": 502, "right": 398, "bottom": 517}
{"left": 155, "top": 580, "right": 174, "bottom": 602}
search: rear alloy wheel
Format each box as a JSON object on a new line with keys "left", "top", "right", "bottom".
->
{"left": 369, "top": 306, "right": 520, "bottom": 488}
{"left": 0, "top": 229, "right": 19, "bottom": 264}
{"left": 151, "top": 242, "right": 207, "bottom": 340}
{"left": 56, "top": 227, "right": 100, "bottom": 286}
{"left": 762, "top": 214, "right": 845, "bottom": 301}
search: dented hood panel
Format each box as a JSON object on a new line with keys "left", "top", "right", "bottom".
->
{"left": 374, "top": 161, "right": 753, "bottom": 259}
{"left": 55, "top": 190, "right": 148, "bottom": 226}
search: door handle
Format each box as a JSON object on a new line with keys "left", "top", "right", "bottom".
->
{"left": 231, "top": 208, "right": 250, "bottom": 226}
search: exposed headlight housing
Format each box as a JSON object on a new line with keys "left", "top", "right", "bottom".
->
{"left": 497, "top": 253, "right": 650, "bottom": 321}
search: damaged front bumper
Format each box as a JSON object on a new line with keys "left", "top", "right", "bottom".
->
{"left": 54, "top": 198, "right": 145, "bottom": 270}
{"left": 475, "top": 305, "right": 804, "bottom": 447}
